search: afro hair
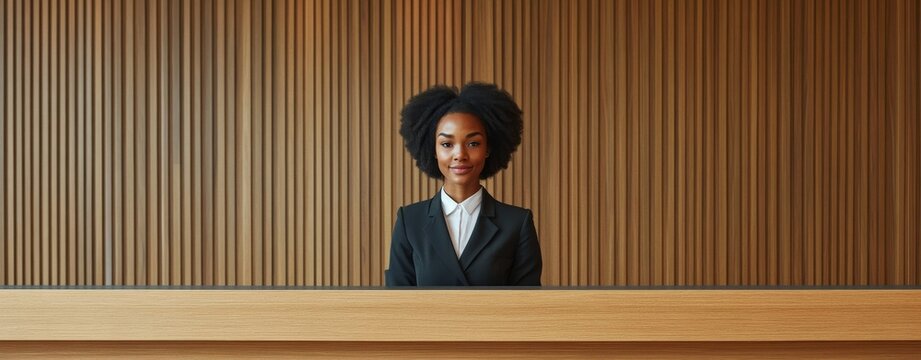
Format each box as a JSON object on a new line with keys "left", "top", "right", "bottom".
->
{"left": 399, "top": 82, "right": 524, "bottom": 180}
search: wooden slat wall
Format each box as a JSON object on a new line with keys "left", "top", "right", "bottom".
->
{"left": 0, "top": 0, "right": 918, "bottom": 287}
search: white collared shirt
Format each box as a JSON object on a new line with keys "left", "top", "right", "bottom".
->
{"left": 440, "top": 186, "right": 484, "bottom": 258}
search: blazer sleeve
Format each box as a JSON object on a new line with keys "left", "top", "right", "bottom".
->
{"left": 386, "top": 207, "right": 417, "bottom": 286}
{"left": 509, "top": 210, "right": 542, "bottom": 286}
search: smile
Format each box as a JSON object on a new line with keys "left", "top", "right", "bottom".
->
{"left": 450, "top": 166, "right": 473, "bottom": 175}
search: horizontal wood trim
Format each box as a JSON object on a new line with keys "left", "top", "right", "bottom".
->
{"left": 1, "top": 290, "right": 919, "bottom": 342}
{"left": 1, "top": 341, "right": 920, "bottom": 359}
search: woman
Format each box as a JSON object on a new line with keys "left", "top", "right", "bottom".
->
{"left": 386, "top": 82, "right": 542, "bottom": 286}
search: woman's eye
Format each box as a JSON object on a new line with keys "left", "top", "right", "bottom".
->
{"left": 468, "top": 142, "right": 480, "bottom": 147}
{"left": 441, "top": 143, "right": 452, "bottom": 148}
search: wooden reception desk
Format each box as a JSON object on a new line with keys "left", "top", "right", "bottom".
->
{"left": 1, "top": 289, "right": 919, "bottom": 358}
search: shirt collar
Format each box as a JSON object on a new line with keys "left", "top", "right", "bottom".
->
{"left": 440, "top": 186, "right": 484, "bottom": 216}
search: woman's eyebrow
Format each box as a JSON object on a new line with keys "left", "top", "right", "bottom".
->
{"left": 437, "top": 132, "right": 483, "bottom": 138}
{"left": 464, "top": 132, "right": 484, "bottom": 138}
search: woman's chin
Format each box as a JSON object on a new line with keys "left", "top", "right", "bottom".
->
{"left": 444, "top": 175, "right": 480, "bottom": 187}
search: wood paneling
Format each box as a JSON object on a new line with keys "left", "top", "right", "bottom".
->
{"left": 0, "top": 0, "right": 918, "bottom": 286}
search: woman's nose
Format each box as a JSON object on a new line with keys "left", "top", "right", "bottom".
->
{"left": 453, "top": 146, "right": 467, "bottom": 160}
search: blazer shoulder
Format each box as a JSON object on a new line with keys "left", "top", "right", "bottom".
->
{"left": 491, "top": 199, "right": 533, "bottom": 221}
{"left": 398, "top": 198, "right": 432, "bottom": 219}
{"left": 494, "top": 200, "right": 530, "bottom": 213}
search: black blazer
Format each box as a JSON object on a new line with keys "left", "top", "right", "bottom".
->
{"left": 386, "top": 189, "right": 542, "bottom": 286}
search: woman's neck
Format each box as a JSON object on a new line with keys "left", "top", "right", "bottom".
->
{"left": 443, "top": 182, "right": 481, "bottom": 203}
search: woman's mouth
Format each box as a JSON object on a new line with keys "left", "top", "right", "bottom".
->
{"left": 450, "top": 166, "right": 473, "bottom": 175}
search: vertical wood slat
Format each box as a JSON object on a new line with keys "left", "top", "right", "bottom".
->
{"left": 144, "top": 0, "right": 157, "bottom": 286}
{"left": 239, "top": 0, "right": 253, "bottom": 286}
{"left": 39, "top": 0, "right": 48, "bottom": 286}
{"left": 294, "top": 0, "right": 304, "bottom": 286}
{"left": 20, "top": 0, "right": 27, "bottom": 285}
{"left": 134, "top": 0, "right": 147, "bottom": 286}
{"left": 0, "top": 0, "right": 918, "bottom": 287}
{"left": 200, "top": 0, "right": 213, "bottom": 286}
{"left": 14, "top": 0, "right": 21, "bottom": 286}
{"left": 1, "top": 0, "right": 6, "bottom": 285}
{"left": 124, "top": 0, "right": 135, "bottom": 286}
{"left": 181, "top": 0, "right": 193, "bottom": 286}
{"left": 49, "top": 0, "right": 57, "bottom": 286}
{"left": 23, "top": 0, "right": 31, "bottom": 286}
{"left": 191, "top": 0, "right": 202, "bottom": 286}
{"left": 226, "top": 0, "right": 237, "bottom": 287}
{"left": 0, "top": 0, "right": 7, "bottom": 285}
{"left": 214, "top": 0, "right": 226, "bottom": 286}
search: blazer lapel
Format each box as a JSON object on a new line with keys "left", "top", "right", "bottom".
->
{"left": 425, "top": 194, "right": 470, "bottom": 285}
{"left": 458, "top": 190, "right": 499, "bottom": 271}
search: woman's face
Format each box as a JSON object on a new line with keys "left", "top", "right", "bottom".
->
{"left": 435, "top": 112, "right": 488, "bottom": 187}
